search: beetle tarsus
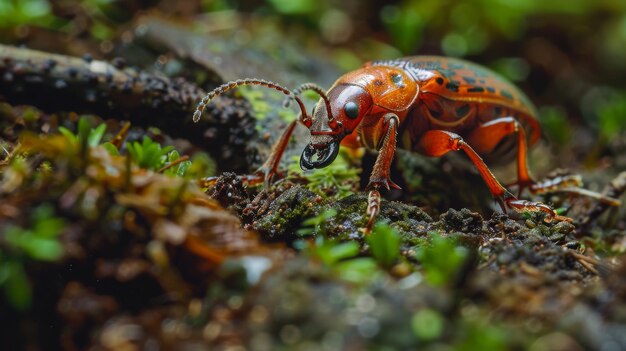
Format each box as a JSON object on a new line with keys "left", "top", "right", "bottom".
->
{"left": 505, "top": 197, "right": 572, "bottom": 223}
{"left": 364, "top": 189, "right": 381, "bottom": 234}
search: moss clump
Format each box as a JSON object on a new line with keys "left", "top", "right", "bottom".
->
{"left": 253, "top": 188, "right": 432, "bottom": 247}
{"left": 253, "top": 186, "right": 323, "bottom": 241}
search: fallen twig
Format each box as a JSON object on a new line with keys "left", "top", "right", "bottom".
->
{"left": 576, "top": 171, "right": 626, "bottom": 235}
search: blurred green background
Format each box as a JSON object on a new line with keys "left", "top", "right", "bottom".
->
{"left": 1, "top": 0, "right": 625, "bottom": 167}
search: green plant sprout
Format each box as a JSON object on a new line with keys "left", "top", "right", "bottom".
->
{"left": 415, "top": 232, "right": 469, "bottom": 287}
{"left": 59, "top": 117, "right": 107, "bottom": 148}
{"left": 1, "top": 204, "right": 66, "bottom": 310}
{"left": 297, "top": 208, "right": 337, "bottom": 237}
{"left": 288, "top": 151, "right": 360, "bottom": 199}
{"left": 126, "top": 136, "right": 174, "bottom": 170}
{"left": 367, "top": 222, "right": 402, "bottom": 268}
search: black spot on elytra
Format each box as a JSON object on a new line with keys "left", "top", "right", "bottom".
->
{"left": 494, "top": 107, "right": 503, "bottom": 116}
{"left": 436, "top": 77, "right": 444, "bottom": 85}
{"left": 500, "top": 90, "right": 514, "bottom": 99}
{"left": 467, "top": 87, "right": 485, "bottom": 93}
{"left": 456, "top": 104, "right": 470, "bottom": 118}
{"left": 463, "top": 76, "right": 476, "bottom": 84}
{"left": 445, "top": 83, "right": 459, "bottom": 92}
{"left": 486, "top": 87, "right": 495, "bottom": 93}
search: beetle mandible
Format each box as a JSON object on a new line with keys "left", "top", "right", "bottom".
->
{"left": 194, "top": 56, "right": 577, "bottom": 232}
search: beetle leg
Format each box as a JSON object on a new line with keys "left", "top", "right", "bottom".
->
{"left": 366, "top": 114, "right": 402, "bottom": 191}
{"left": 418, "top": 130, "right": 511, "bottom": 202}
{"left": 465, "top": 117, "right": 535, "bottom": 196}
{"left": 197, "top": 120, "right": 297, "bottom": 189}
{"left": 505, "top": 199, "right": 572, "bottom": 223}
{"left": 417, "top": 130, "right": 561, "bottom": 221}
{"left": 466, "top": 118, "right": 621, "bottom": 205}
{"left": 363, "top": 113, "right": 401, "bottom": 233}
{"left": 365, "top": 189, "right": 381, "bottom": 234}
{"left": 256, "top": 120, "right": 298, "bottom": 188}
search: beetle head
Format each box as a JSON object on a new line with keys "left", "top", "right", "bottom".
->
{"left": 300, "top": 84, "right": 373, "bottom": 170}
{"left": 190, "top": 77, "right": 373, "bottom": 171}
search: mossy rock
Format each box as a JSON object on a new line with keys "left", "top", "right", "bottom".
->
{"left": 254, "top": 187, "right": 432, "bottom": 247}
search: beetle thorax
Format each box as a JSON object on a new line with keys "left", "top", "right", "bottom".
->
{"left": 340, "top": 66, "right": 419, "bottom": 113}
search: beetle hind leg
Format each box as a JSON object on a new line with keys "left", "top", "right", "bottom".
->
{"left": 465, "top": 117, "right": 535, "bottom": 196}
{"left": 417, "top": 129, "right": 564, "bottom": 222}
{"left": 466, "top": 117, "right": 620, "bottom": 206}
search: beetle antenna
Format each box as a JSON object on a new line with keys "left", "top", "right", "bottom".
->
{"left": 283, "top": 83, "right": 334, "bottom": 122}
{"left": 193, "top": 78, "right": 312, "bottom": 126}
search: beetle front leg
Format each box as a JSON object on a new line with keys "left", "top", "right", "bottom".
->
{"left": 256, "top": 120, "right": 298, "bottom": 188}
{"left": 366, "top": 189, "right": 382, "bottom": 232}
{"left": 198, "top": 120, "right": 297, "bottom": 188}
{"left": 364, "top": 113, "right": 401, "bottom": 233}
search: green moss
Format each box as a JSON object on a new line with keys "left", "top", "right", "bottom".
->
{"left": 254, "top": 187, "right": 323, "bottom": 240}
{"left": 288, "top": 151, "right": 360, "bottom": 200}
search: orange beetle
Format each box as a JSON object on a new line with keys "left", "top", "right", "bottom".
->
{"left": 194, "top": 56, "right": 578, "bottom": 231}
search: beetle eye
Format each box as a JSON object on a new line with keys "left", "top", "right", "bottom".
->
{"left": 344, "top": 101, "right": 359, "bottom": 119}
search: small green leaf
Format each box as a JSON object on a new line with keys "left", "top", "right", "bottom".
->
{"left": 335, "top": 257, "right": 379, "bottom": 284}
{"left": 368, "top": 222, "right": 401, "bottom": 267}
{"left": 77, "top": 117, "right": 92, "bottom": 143}
{"left": 33, "top": 217, "right": 65, "bottom": 238}
{"left": 310, "top": 239, "right": 360, "bottom": 266}
{"left": 412, "top": 308, "right": 444, "bottom": 341}
{"left": 88, "top": 123, "right": 107, "bottom": 147}
{"left": 58, "top": 126, "right": 78, "bottom": 143}
{"left": 101, "top": 142, "right": 119, "bottom": 155}
{"left": 4, "top": 204, "right": 65, "bottom": 262}
{"left": 326, "top": 241, "right": 360, "bottom": 264}
{"left": 22, "top": 237, "right": 63, "bottom": 261}
{"left": 4, "top": 261, "right": 32, "bottom": 310}
{"left": 127, "top": 136, "right": 175, "bottom": 170}
{"left": 416, "top": 233, "right": 468, "bottom": 286}
{"left": 297, "top": 209, "right": 337, "bottom": 237}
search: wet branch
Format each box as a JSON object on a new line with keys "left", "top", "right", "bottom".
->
{"left": 0, "top": 44, "right": 204, "bottom": 124}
